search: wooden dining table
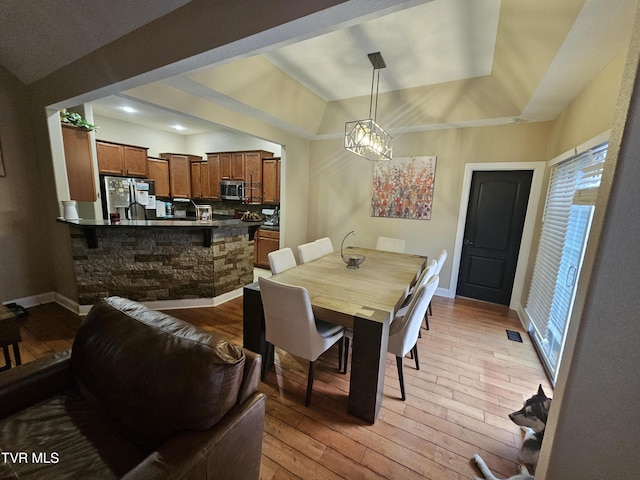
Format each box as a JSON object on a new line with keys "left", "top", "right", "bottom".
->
{"left": 243, "top": 247, "right": 426, "bottom": 424}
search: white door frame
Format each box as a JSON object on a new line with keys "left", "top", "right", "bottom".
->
{"left": 449, "top": 161, "right": 546, "bottom": 311}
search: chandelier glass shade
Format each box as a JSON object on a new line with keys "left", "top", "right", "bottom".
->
{"left": 345, "top": 52, "right": 393, "bottom": 161}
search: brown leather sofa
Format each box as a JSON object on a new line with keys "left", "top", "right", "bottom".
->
{"left": 0, "top": 297, "right": 266, "bottom": 479}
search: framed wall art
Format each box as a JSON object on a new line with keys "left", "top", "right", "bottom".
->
{"left": 371, "top": 155, "right": 437, "bottom": 220}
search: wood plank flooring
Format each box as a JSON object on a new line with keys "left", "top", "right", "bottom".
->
{"left": 4, "top": 295, "right": 552, "bottom": 479}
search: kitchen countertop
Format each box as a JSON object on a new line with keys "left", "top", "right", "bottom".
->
{"left": 57, "top": 218, "right": 263, "bottom": 228}
{"left": 57, "top": 217, "right": 264, "bottom": 248}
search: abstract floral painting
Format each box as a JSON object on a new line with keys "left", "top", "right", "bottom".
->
{"left": 371, "top": 156, "right": 437, "bottom": 220}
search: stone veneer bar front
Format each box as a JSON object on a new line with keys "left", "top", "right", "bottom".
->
{"left": 58, "top": 218, "right": 257, "bottom": 305}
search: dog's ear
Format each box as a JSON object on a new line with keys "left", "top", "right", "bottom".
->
{"left": 537, "top": 384, "right": 546, "bottom": 397}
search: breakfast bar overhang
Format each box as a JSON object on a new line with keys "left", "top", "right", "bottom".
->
{"left": 57, "top": 218, "right": 260, "bottom": 305}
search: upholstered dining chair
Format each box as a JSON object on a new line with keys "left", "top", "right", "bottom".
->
{"left": 258, "top": 277, "right": 345, "bottom": 406}
{"left": 267, "top": 247, "right": 297, "bottom": 274}
{"left": 375, "top": 236, "right": 406, "bottom": 253}
{"left": 341, "top": 261, "right": 438, "bottom": 375}
{"left": 387, "top": 274, "right": 438, "bottom": 400}
{"left": 298, "top": 241, "right": 323, "bottom": 264}
{"left": 314, "top": 237, "right": 334, "bottom": 256}
{"left": 428, "top": 250, "right": 447, "bottom": 316}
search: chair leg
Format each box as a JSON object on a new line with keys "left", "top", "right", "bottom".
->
{"left": 338, "top": 337, "right": 343, "bottom": 372}
{"left": 1, "top": 346, "right": 10, "bottom": 371}
{"left": 423, "top": 312, "right": 430, "bottom": 331}
{"left": 396, "top": 356, "right": 406, "bottom": 401}
{"left": 12, "top": 343, "right": 21, "bottom": 366}
{"left": 413, "top": 343, "right": 420, "bottom": 371}
{"left": 343, "top": 336, "right": 350, "bottom": 374}
{"left": 428, "top": 301, "right": 433, "bottom": 317}
{"left": 306, "top": 361, "right": 316, "bottom": 406}
{"left": 261, "top": 342, "right": 273, "bottom": 381}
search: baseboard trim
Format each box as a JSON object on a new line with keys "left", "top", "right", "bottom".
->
{"left": 6, "top": 288, "right": 245, "bottom": 317}
{"left": 3, "top": 292, "right": 56, "bottom": 309}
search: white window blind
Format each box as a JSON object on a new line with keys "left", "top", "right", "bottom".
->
{"left": 525, "top": 142, "right": 607, "bottom": 381}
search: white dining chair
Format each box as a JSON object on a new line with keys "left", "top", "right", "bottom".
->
{"left": 314, "top": 237, "right": 334, "bottom": 256}
{"left": 258, "top": 276, "right": 345, "bottom": 406}
{"left": 342, "top": 261, "right": 437, "bottom": 375}
{"left": 267, "top": 247, "right": 297, "bottom": 274}
{"left": 298, "top": 241, "right": 323, "bottom": 264}
{"left": 388, "top": 274, "right": 438, "bottom": 400}
{"left": 375, "top": 236, "right": 406, "bottom": 253}
{"left": 428, "top": 249, "right": 447, "bottom": 317}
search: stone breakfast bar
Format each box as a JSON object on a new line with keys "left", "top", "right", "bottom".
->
{"left": 57, "top": 218, "right": 260, "bottom": 306}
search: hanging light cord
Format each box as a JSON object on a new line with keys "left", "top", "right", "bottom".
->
{"left": 369, "top": 67, "right": 381, "bottom": 122}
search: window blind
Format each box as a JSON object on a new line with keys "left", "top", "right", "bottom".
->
{"left": 525, "top": 142, "right": 607, "bottom": 377}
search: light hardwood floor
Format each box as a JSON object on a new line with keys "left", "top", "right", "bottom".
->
{"left": 4, "top": 295, "right": 552, "bottom": 480}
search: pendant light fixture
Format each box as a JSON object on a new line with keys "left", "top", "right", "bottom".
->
{"left": 344, "top": 52, "right": 393, "bottom": 161}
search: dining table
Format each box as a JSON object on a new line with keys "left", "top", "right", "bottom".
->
{"left": 243, "top": 246, "right": 427, "bottom": 424}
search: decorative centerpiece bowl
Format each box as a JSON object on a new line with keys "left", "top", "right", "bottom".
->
{"left": 340, "top": 230, "right": 365, "bottom": 269}
{"left": 342, "top": 253, "right": 365, "bottom": 269}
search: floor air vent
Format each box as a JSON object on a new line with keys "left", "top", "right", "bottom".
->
{"left": 506, "top": 330, "right": 523, "bottom": 342}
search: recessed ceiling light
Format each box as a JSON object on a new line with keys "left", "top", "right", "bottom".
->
{"left": 120, "top": 106, "right": 136, "bottom": 113}
{"left": 172, "top": 124, "right": 186, "bottom": 131}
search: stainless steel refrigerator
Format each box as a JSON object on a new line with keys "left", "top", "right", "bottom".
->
{"left": 100, "top": 176, "right": 157, "bottom": 220}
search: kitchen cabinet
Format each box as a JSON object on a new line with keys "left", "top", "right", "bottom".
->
{"left": 210, "top": 150, "right": 273, "bottom": 203}
{"left": 160, "top": 153, "right": 201, "bottom": 199}
{"left": 219, "top": 153, "right": 243, "bottom": 180}
{"left": 147, "top": 157, "right": 170, "bottom": 198}
{"left": 254, "top": 228, "right": 280, "bottom": 269}
{"left": 262, "top": 157, "right": 281, "bottom": 204}
{"left": 190, "top": 161, "right": 202, "bottom": 199}
{"left": 61, "top": 124, "right": 96, "bottom": 202}
{"left": 243, "top": 151, "right": 263, "bottom": 204}
{"left": 201, "top": 162, "right": 211, "bottom": 199}
{"left": 206, "top": 154, "right": 221, "bottom": 200}
{"left": 96, "top": 140, "right": 148, "bottom": 177}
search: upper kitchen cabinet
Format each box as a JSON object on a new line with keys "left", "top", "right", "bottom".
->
{"left": 206, "top": 154, "right": 221, "bottom": 201}
{"left": 61, "top": 124, "right": 96, "bottom": 202}
{"left": 244, "top": 150, "right": 273, "bottom": 204}
{"left": 160, "top": 153, "right": 201, "bottom": 199}
{"left": 219, "top": 152, "right": 243, "bottom": 180}
{"left": 96, "top": 140, "right": 149, "bottom": 177}
{"left": 262, "top": 157, "right": 281, "bottom": 205}
{"left": 190, "top": 160, "right": 203, "bottom": 199}
{"left": 148, "top": 157, "right": 170, "bottom": 198}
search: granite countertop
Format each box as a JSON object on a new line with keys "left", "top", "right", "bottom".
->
{"left": 57, "top": 218, "right": 263, "bottom": 228}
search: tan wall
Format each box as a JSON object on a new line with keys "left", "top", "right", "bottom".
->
{"left": 0, "top": 67, "right": 56, "bottom": 302}
{"left": 308, "top": 122, "right": 551, "bottom": 289}
{"left": 547, "top": 47, "right": 629, "bottom": 158}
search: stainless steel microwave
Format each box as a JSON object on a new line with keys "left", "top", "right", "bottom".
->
{"left": 220, "top": 180, "right": 244, "bottom": 200}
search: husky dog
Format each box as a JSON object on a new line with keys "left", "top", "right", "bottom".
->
{"left": 472, "top": 454, "right": 533, "bottom": 480}
{"left": 472, "top": 385, "right": 552, "bottom": 480}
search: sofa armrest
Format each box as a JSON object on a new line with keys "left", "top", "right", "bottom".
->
{"left": 123, "top": 392, "right": 266, "bottom": 480}
{"left": 0, "top": 350, "right": 73, "bottom": 420}
{"left": 238, "top": 349, "right": 261, "bottom": 405}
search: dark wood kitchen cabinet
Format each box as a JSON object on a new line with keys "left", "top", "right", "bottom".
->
{"left": 262, "top": 157, "right": 280, "bottom": 204}
{"left": 190, "top": 161, "right": 202, "bottom": 199}
{"left": 61, "top": 124, "right": 96, "bottom": 202}
{"left": 254, "top": 228, "right": 280, "bottom": 269}
{"left": 147, "top": 157, "right": 170, "bottom": 198}
{"left": 96, "top": 140, "right": 148, "bottom": 177}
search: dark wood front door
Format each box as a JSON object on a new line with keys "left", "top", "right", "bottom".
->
{"left": 457, "top": 170, "right": 533, "bottom": 305}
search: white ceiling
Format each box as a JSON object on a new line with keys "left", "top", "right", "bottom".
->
{"left": 1, "top": 0, "right": 637, "bottom": 137}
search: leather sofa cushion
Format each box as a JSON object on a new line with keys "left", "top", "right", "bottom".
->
{"left": 71, "top": 296, "right": 245, "bottom": 448}
{"left": 0, "top": 390, "right": 149, "bottom": 479}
